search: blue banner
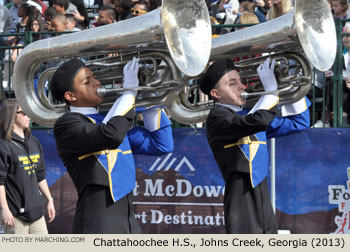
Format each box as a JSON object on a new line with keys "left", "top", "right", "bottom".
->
{"left": 31, "top": 128, "right": 349, "bottom": 233}
{"left": 275, "top": 129, "right": 349, "bottom": 215}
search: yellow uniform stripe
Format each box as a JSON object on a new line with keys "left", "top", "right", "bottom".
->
{"left": 249, "top": 144, "right": 254, "bottom": 188}
{"left": 224, "top": 141, "right": 266, "bottom": 149}
{"left": 224, "top": 136, "right": 267, "bottom": 188}
{"left": 266, "top": 100, "right": 279, "bottom": 111}
{"left": 106, "top": 153, "right": 116, "bottom": 202}
{"left": 157, "top": 109, "right": 161, "bottom": 130}
{"left": 120, "top": 97, "right": 135, "bottom": 116}
{"left": 78, "top": 149, "right": 132, "bottom": 160}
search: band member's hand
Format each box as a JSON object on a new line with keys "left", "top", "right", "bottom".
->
{"left": 257, "top": 57, "right": 278, "bottom": 92}
{"left": 1, "top": 207, "right": 14, "bottom": 227}
{"left": 123, "top": 57, "right": 140, "bottom": 89}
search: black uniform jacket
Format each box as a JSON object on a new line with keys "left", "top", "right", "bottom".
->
{"left": 53, "top": 109, "right": 139, "bottom": 234}
{"left": 206, "top": 105, "right": 279, "bottom": 234}
{"left": 54, "top": 109, "right": 135, "bottom": 196}
{"left": 206, "top": 105, "right": 278, "bottom": 182}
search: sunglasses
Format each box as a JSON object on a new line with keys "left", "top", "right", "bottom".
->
{"left": 131, "top": 8, "right": 148, "bottom": 15}
{"left": 16, "top": 110, "right": 27, "bottom": 116}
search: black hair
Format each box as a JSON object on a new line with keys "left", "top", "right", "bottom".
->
{"left": 26, "top": 12, "right": 44, "bottom": 40}
{"left": 50, "top": 59, "right": 86, "bottom": 106}
{"left": 99, "top": 5, "right": 116, "bottom": 19}
{"left": 133, "top": 1, "right": 150, "bottom": 12}
{"left": 44, "top": 7, "right": 59, "bottom": 20}
{"left": 53, "top": 0, "right": 70, "bottom": 10}
{"left": 19, "top": 3, "right": 36, "bottom": 17}
{"left": 113, "top": 0, "right": 132, "bottom": 10}
{"left": 148, "top": 0, "right": 161, "bottom": 11}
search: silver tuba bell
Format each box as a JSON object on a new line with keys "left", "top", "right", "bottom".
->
{"left": 12, "top": 0, "right": 212, "bottom": 127}
{"left": 166, "top": 0, "right": 337, "bottom": 125}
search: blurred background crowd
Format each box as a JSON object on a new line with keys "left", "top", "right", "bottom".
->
{"left": 1, "top": 0, "right": 350, "bottom": 127}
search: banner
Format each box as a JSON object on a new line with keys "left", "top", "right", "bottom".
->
{"left": 274, "top": 128, "right": 350, "bottom": 234}
{"left": 132, "top": 129, "right": 225, "bottom": 233}
{"left": 1, "top": 128, "right": 347, "bottom": 234}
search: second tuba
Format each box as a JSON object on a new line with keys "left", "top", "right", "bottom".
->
{"left": 166, "top": 0, "right": 337, "bottom": 124}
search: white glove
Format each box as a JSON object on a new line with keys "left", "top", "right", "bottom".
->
{"left": 123, "top": 57, "right": 140, "bottom": 89}
{"left": 257, "top": 58, "right": 278, "bottom": 92}
{"left": 102, "top": 57, "right": 139, "bottom": 123}
{"left": 143, "top": 63, "right": 154, "bottom": 70}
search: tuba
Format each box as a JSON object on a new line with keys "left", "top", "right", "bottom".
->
{"left": 12, "top": 0, "right": 212, "bottom": 127}
{"left": 166, "top": 0, "right": 337, "bottom": 125}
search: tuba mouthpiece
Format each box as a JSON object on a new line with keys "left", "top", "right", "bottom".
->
{"left": 97, "top": 88, "right": 107, "bottom": 97}
{"left": 241, "top": 91, "right": 251, "bottom": 100}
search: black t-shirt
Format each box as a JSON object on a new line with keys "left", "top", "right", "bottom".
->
{"left": 15, "top": 22, "right": 26, "bottom": 33}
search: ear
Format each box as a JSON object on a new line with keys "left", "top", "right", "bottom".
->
{"left": 64, "top": 91, "right": 77, "bottom": 102}
{"left": 210, "top": 88, "right": 221, "bottom": 99}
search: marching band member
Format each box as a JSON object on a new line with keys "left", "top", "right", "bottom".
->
{"left": 50, "top": 57, "right": 173, "bottom": 233}
{"left": 199, "top": 58, "right": 310, "bottom": 233}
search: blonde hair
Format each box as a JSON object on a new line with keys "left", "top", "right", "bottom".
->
{"left": 239, "top": 11, "right": 259, "bottom": 25}
{"left": 269, "top": 0, "right": 291, "bottom": 20}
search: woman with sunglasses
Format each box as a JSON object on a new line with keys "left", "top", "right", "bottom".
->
{"left": 0, "top": 99, "right": 55, "bottom": 234}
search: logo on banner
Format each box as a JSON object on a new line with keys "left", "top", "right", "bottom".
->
{"left": 328, "top": 168, "right": 350, "bottom": 234}
{"left": 133, "top": 151, "right": 225, "bottom": 231}
{"left": 148, "top": 153, "right": 195, "bottom": 172}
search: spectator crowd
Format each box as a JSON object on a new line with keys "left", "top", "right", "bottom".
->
{"left": 1, "top": 0, "right": 350, "bottom": 127}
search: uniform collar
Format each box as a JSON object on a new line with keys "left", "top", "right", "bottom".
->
{"left": 70, "top": 106, "right": 99, "bottom": 115}
{"left": 217, "top": 103, "right": 243, "bottom": 112}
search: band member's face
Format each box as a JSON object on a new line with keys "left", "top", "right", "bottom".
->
{"left": 211, "top": 70, "right": 246, "bottom": 106}
{"left": 68, "top": 68, "right": 103, "bottom": 107}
